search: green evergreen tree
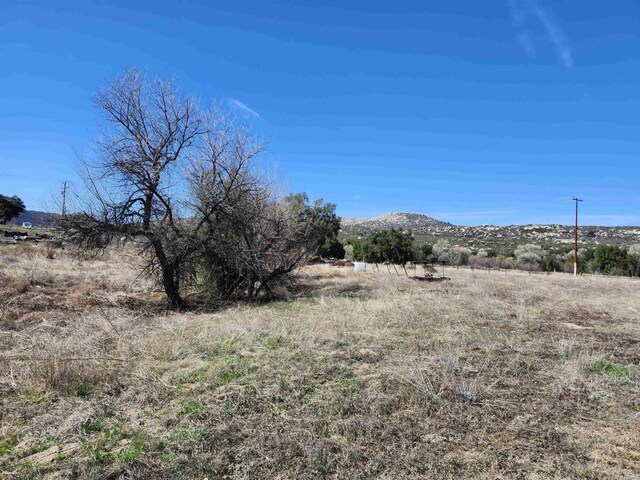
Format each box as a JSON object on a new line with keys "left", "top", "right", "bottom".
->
{"left": 0, "top": 195, "right": 25, "bottom": 224}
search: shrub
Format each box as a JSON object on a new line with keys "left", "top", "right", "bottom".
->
{"left": 418, "top": 243, "right": 433, "bottom": 261}
{"left": 514, "top": 244, "right": 544, "bottom": 271}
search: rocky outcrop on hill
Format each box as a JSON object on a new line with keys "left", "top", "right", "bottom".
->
{"left": 340, "top": 212, "right": 640, "bottom": 251}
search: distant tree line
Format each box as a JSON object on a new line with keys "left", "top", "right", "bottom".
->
{"left": 545, "top": 244, "right": 640, "bottom": 276}
{"left": 429, "top": 241, "right": 640, "bottom": 277}
{"left": 344, "top": 229, "right": 640, "bottom": 278}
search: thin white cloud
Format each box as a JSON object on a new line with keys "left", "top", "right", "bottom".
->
{"left": 229, "top": 98, "right": 260, "bottom": 118}
{"left": 528, "top": 0, "right": 573, "bottom": 68}
{"left": 508, "top": 0, "right": 573, "bottom": 69}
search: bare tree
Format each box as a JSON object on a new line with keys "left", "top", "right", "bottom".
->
{"left": 63, "top": 69, "right": 335, "bottom": 307}
{"left": 64, "top": 70, "right": 245, "bottom": 306}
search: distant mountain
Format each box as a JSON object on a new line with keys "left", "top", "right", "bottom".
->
{"left": 340, "top": 211, "right": 640, "bottom": 252}
{"left": 8, "top": 210, "right": 59, "bottom": 228}
{"left": 341, "top": 212, "right": 452, "bottom": 234}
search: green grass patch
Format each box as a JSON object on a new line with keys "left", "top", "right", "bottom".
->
{"left": 170, "top": 426, "right": 206, "bottom": 443}
{"left": 15, "top": 460, "right": 39, "bottom": 474}
{"left": 262, "top": 335, "right": 288, "bottom": 350}
{"left": 81, "top": 424, "right": 148, "bottom": 469}
{"left": 82, "top": 438, "right": 114, "bottom": 467}
{"left": 81, "top": 417, "right": 127, "bottom": 458}
{"left": 103, "top": 424, "right": 126, "bottom": 445}
{"left": 180, "top": 366, "right": 210, "bottom": 384}
{"left": 267, "top": 394, "right": 288, "bottom": 416}
{"left": 208, "top": 335, "right": 242, "bottom": 357}
{"left": 82, "top": 417, "right": 107, "bottom": 434}
{"left": 150, "top": 366, "right": 169, "bottom": 377}
{"left": 210, "top": 355, "right": 252, "bottom": 388}
{"left": 334, "top": 376, "right": 365, "bottom": 418}
{"left": 339, "top": 377, "right": 363, "bottom": 394}
{"left": 21, "top": 388, "right": 50, "bottom": 405}
{"left": 31, "top": 435, "right": 57, "bottom": 455}
{"left": 0, "top": 433, "right": 22, "bottom": 456}
{"left": 590, "top": 358, "right": 635, "bottom": 379}
{"left": 181, "top": 399, "right": 203, "bottom": 416}
{"left": 300, "top": 388, "right": 318, "bottom": 406}
{"left": 176, "top": 334, "right": 242, "bottom": 361}
{"left": 114, "top": 433, "right": 146, "bottom": 466}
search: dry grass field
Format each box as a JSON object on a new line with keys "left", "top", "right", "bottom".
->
{"left": 1, "top": 243, "right": 639, "bottom": 479}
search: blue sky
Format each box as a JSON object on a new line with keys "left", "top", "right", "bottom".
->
{"left": 1, "top": 0, "right": 639, "bottom": 225}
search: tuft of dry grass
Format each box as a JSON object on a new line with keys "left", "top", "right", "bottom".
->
{"left": 1, "top": 244, "right": 639, "bottom": 478}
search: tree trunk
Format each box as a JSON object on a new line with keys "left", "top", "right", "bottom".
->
{"left": 152, "top": 238, "right": 183, "bottom": 307}
{"left": 142, "top": 190, "right": 154, "bottom": 230}
{"left": 162, "top": 264, "right": 183, "bottom": 307}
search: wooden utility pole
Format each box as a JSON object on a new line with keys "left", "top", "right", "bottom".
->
{"left": 61, "top": 181, "right": 68, "bottom": 218}
{"left": 572, "top": 197, "right": 583, "bottom": 276}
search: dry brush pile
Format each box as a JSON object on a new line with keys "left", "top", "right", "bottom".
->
{"left": 1, "top": 243, "right": 639, "bottom": 479}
